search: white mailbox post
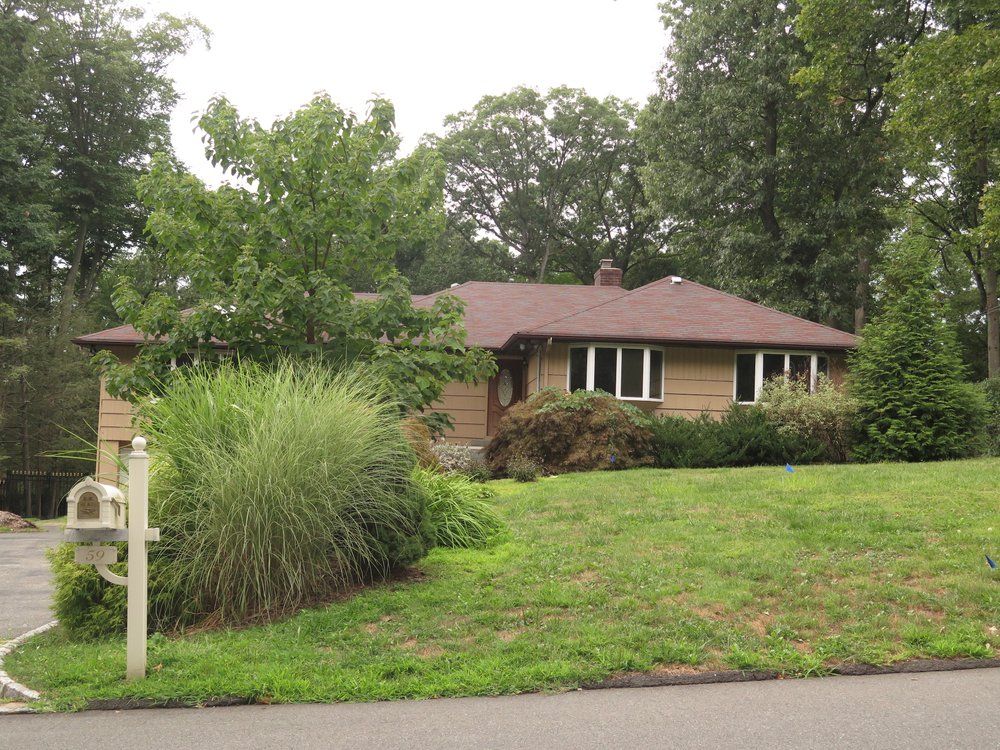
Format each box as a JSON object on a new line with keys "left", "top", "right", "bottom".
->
{"left": 65, "top": 435, "right": 159, "bottom": 681}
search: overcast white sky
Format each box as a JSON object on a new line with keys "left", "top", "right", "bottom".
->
{"left": 139, "top": 0, "right": 668, "bottom": 182}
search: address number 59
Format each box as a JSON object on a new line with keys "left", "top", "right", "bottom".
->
{"left": 74, "top": 546, "right": 118, "bottom": 565}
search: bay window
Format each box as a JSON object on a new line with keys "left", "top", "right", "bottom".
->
{"left": 567, "top": 345, "right": 665, "bottom": 401}
{"left": 735, "top": 351, "right": 831, "bottom": 403}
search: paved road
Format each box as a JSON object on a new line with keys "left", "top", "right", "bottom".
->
{"left": 0, "top": 524, "right": 60, "bottom": 640}
{"left": 5, "top": 668, "right": 999, "bottom": 749}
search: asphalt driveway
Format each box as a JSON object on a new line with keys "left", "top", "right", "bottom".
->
{"left": 0, "top": 523, "right": 61, "bottom": 640}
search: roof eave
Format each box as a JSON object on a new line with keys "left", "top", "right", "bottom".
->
{"left": 500, "top": 331, "right": 857, "bottom": 352}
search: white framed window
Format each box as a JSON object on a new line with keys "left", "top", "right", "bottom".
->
{"left": 567, "top": 344, "right": 664, "bottom": 402}
{"left": 734, "top": 351, "right": 830, "bottom": 404}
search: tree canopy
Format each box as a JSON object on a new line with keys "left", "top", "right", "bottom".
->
{"left": 0, "top": 0, "right": 205, "bottom": 470}
{"left": 433, "top": 86, "right": 668, "bottom": 286}
{"left": 99, "top": 95, "right": 495, "bottom": 424}
{"left": 640, "top": 0, "right": 899, "bottom": 330}
{"left": 796, "top": 0, "right": 999, "bottom": 374}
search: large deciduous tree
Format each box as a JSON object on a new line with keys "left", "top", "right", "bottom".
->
{"left": 641, "top": 0, "right": 898, "bottom": 330}
{"left": 432, "top": 87, "right": 667, "bottom": 286}
{"left": 0, "top": 0, "right": 204, "bottom": 469}
{"left": 99, "top": 96, "right": 496, "bottom": 422}
{"left": 797, "top": 0, "right": 999, "bottom": 375}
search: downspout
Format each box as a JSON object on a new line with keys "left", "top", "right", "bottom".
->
{"left": 545, "top": 337, "right": 552, "bottom": 390}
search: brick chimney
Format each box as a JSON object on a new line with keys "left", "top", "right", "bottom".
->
{"left": 593, "top": 258, "right": 623, "bottom": 287}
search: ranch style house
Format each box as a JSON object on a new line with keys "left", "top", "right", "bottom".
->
{"left": 75, "top": 260, "right": 857, "bottom": 481}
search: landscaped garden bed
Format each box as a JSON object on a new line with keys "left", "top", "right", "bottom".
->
{"left": 8, "top": 458, "right": 999, "bottom": 710}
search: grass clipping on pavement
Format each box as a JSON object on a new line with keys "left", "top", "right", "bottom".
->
{"left": 7, "top": 458, "right": 1000, "bottom": 709}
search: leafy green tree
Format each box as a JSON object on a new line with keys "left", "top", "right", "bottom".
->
{"left": 36, "top": 0, "right": 208, "bottom": 332}
{"left": 797, "top": 0, "right": 999, "bottom": 375}
{"left": 99, "top": 95, "right": 495, "bottom": 424}
{"left": 849, "top": 241, "right": 985, "bottom": 462}
{"left": 641, "top": 0, "right": 898, "bottom": 330}
{"left": 0, "top": 0, "right": 204, "bottom": 470}
{"left": 392, "top": 222, "right": 511, "bottom": 296}
{"left": 433, "top": 86, "right": 667, "bottom": 285}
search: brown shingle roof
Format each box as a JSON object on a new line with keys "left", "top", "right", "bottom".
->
{"left": 416, "top": 282, "right": 626, "bottom": 349}
{"left": 514, "top": 276, "right": 857, "bottom": 350}
{"left": 73, "top": 277, "right": 856, "bottom": 351}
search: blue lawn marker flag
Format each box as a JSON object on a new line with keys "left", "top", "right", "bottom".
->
{"left": 987, "top": 555, "right": 997, "bottom": 570}
{"left": 785, "top": 464, "right": 795, "bottom": 473}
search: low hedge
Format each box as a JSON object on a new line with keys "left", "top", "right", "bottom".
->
{"left": 650, "top": 403, "right": 824, "bottom": 469}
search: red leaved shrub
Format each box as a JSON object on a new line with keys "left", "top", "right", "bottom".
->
{"left": 485, "top": 388, "right": 655, "bottom": 475}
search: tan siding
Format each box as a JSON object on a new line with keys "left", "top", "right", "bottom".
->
{"left": 526, "top": 349, "right": 540, "bottom": 394}
{"left": 96, "top": 376, "right": 135, "bottom": 484}
{"left": 543, "top": 342, "right": 569, "bottom": 387}
{"left": 431, "top": 381, "right": 488, "bottom": 443}
{"left": 656, "top": 346, "right": 734, "bottom": 418}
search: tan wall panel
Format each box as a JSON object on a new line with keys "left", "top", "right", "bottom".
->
{"left": 432, "top": 380, "right": 487, "bottom": 443}
{"left": 526, "top": 349, "right": 540, "bottom": 393}
{"left": 542, "top": 343, "right": 569, "bottom": 387}
{"left": 662, "top": 377, "right": 733, "bottom": 398}
{"left": 439, "top": 380, "right": 488, "bottom": 398}
{"left": 95, "top": 374, "right": 136, "bottom": 482}
{"left": 99, "top": 411, "right": 135, "bottom": 430}
{"left": 430, "top": 394, "right": 484, "bottom": 411}
{"left": 96, "top": 440, "right": 122, "bottom": 485}
{"left": 657, "top": 393, "right": 733, "bottom": 414}
{"left": 664, "top": 346, "right": 734, "bottom": 381}
{"left": 442, "top": 423, "right": 488, "bottom": 441}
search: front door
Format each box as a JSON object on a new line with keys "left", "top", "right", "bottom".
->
{"left": 487, "top": 358, "right": 525, "bottom": 437}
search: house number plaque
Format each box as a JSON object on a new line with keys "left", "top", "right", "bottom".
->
{"left": 74, "top": 546, "right": 118, "bottom": 565}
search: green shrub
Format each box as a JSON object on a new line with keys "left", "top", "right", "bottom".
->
{"left": 648, "top": 413, "right": 729, "bottom": 468}
{"left": 978, "top": 377, "right": 1000, "bottom": 456}
{"left": 714, "top": 403, "right": 824, "bottom": 466}
{"left": 850, "top": 245, "right": 986, "bottom": 462}
{"left": 758, "top": 375, "right": 857, "bottom": 462}
{"left": 413, "top": 468, "right": 503, "bottom": 548}
{"left": 485, "top": 388, "right": 655, "bottom": 475}
{"left": 651, "top": 403, "right": 823, "bottom": 468}
{"left": 53, "top": 361, "right": 434, "bottom": 636}
{"left": 506, "top": 455, "right": 541, "bottom": 482}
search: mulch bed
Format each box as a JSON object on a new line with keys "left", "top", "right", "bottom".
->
{"left": 0, "top": 511, "right": 37, "bottom": 531}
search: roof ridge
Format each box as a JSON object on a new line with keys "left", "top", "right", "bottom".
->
{"left": 516, "top": 284, "right": 634, "bottom": 333}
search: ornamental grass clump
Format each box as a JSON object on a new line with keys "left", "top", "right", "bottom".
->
{"left": 143, "top": 362, "right": 433, "bottom": 626}
{"left": 413, "top": 468, "right": 503, "bottom": 548}
{"left": 52, "top": 361, "right": 434, "bottom": 635}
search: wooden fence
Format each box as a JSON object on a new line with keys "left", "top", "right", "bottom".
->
{"left": 0, "top": 470, "right": 86, "bottom": 520}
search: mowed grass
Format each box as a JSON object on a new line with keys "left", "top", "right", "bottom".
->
{"left": 8, "top": 459, "right": 1000, "bottom": 710}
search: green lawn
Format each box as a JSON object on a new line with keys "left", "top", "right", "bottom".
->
{"left": 8, "top": 460, "right": 1000, "bottom": 710}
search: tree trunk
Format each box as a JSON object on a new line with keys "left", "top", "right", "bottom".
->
{"left": 537, "top": 236, "right": 554, "bottom": 283}
{"left": 985, "top": 264, "right": 1000, "bottom": 378}
{"left": 19, "top": 374, "right": 29, "bottom": 470}
{"left": 759, "top": 99, "right": 782, "bottom": 241}
{"left": 854, "top": 246, "right": 871, "bottom": 332}
{"left": 56, "top": 215, "right": 89, "bottom": 333}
